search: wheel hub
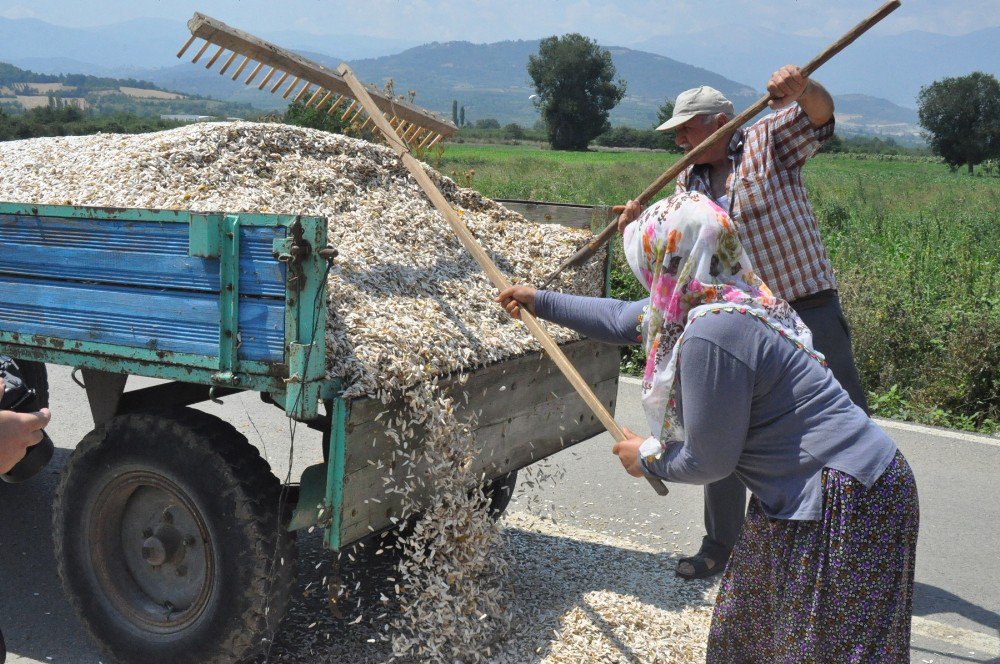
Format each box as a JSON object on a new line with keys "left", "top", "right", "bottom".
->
{"left": 140, "top": 522, "right": 184, "bottom": 567}
{"left": 141, "top": 536, "right": 168, "bottom": 566}
{"left": 91, "top": 472, "right": 214, "bottom": 633}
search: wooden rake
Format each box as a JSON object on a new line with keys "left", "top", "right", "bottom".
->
{"left": 177, "top": 13, "right": 457, "bottom": 148}
{"left": 336, "top": 63, "right": 670, "bottom": 496}
{"left": 538, "top": 0, "right": 902, "bottom": 289}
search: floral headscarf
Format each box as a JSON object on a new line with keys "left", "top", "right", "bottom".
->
{"left": 623, "top": 191, "right": 822, "bottom": 451}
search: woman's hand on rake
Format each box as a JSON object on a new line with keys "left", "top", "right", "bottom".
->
{"left": 613, "top": 426, "right": 648, "bottom": 478}
{"left": 496, "top": 285, "right": 537, "bottom": 319}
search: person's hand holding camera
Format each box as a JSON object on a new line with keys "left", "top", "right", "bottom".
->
{"left": 0, "top": 377, "right": 51, "bottom": 474}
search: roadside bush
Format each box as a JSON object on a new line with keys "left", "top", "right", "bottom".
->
{"left": 820, "top": 134, "right": 933, "bottom": 158}
{"left": 502, "top": 123, "right": 526, "bottom": 140}
{"left": 819, "top": 176, "right": 1000, "bottom": 433}
{"left": 452, "top": 124, "right": 546, "bottom": 144}
{"left": 0, "top": 107, "right": 183, "bottom": 141}
{"left": 594, "top": 126, "right": 676, "bottom": 151}
{"left": 842, "top": 268, "right": 999, "bottom": 433}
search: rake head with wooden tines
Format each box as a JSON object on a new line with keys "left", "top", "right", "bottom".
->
{"left": 177, "top": 12, "right": 457, "bottom": 149}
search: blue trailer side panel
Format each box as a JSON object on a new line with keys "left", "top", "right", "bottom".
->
{"left": 0, "top": 277, "right": 284, "bottom": 360}
{"left": 0, "top": 203, "right": 331, "bottom": 420}
{"left": 0, "top": 211, "right": 287, "bottom": 361}
{"left": 0, "top": 213, "right": 285, "bottom": 296}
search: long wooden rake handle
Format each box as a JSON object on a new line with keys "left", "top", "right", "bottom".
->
{"left": 338, "top": 64, "right": 669, "bottom": 497}
{"left": 538, "top": 0, "right": 902, "bottom": 289}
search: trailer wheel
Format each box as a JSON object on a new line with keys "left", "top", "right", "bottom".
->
{"left": 484, "top": 470, "right": 518, "bottom": 519}
{"left": 53, "top": 408, "right": 296, "bottom": 664}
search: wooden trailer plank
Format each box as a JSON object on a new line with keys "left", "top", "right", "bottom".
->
{"left": 336, "top": 340, "right": 619, "bottom": 542}
{"left": 344, "top": 340, "right": 613, "bottom": 434}
{"left": 494, "top": 200, "right": 615, "bottom": 230}
{"left": 338, "top": 373, "right": 618, "bottom": 543}
{"left": 342, "top": 362, "right": 618, "bottom": 480}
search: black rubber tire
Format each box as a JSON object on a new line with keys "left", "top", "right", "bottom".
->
{"left": 12, "top": 359, "right": 48, "bottom": 408}
{"left": 53, "top": 408, "right": 296, "bottom": 664}
{"left": 484, "top": 470, "right": 518, "bottom": 519}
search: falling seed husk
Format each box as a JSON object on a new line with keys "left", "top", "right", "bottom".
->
{"left": 0, "top": 122, "right": 713, "bottom": 663}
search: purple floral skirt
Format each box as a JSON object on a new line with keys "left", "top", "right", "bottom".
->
{"left": 707, "top": 452, "right": 918, "bottom": 663}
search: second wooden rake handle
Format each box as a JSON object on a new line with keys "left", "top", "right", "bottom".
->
{"left": 632, "top": 0, "right": 902, "bottom": 208}
{"left": 538, "top": 0, "right": 902, "bottom": 290}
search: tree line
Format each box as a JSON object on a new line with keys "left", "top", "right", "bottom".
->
{"left": 523, "top": 33, "right": 1000, "bottom": 172}
{"left": 0, "top": 62, "right": 160, "bottom": 91}
{"left": 0, "top": 104, "right": 184, "bottom": 141}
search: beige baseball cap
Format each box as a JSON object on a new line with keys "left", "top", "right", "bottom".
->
{"left": 656, "top": 86, "right": 735, "bottom": 131}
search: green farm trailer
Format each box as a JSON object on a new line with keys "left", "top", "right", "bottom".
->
{"left": 0, "top": 200, "right": 619, "bottom": 662}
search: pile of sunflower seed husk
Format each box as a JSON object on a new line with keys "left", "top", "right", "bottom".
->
{"left": 0, "top": 122, "right": 707, "bottom": 662}
{"left": 0, "top": 121, "right": 601, "bottom": 400}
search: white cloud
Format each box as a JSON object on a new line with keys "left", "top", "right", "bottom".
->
{"left": 0, "top": 4, "right": 41, "bottom": 19}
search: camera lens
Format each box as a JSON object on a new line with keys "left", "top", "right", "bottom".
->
{"left": 1, "top": 432, "right": 54, "bottom": 483}
{"left": 0, "top": 357, "right": 53, "bottom": 484}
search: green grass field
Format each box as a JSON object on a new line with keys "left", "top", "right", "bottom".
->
{"left": 437, "top": 144, "right": 1000, "bottom": 433}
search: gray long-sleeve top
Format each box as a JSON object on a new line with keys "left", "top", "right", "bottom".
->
{"left": 534, "top": 290, "right": 898, "bottom": 521}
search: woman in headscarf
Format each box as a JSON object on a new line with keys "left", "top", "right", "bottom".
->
{"left": 497, "top": 191, "right": 918, "bottom": 662}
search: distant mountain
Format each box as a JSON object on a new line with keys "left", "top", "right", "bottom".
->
{"left": 139, "top": 40, "right": 921, "bottom": 139}
{"left": 830, "top": 94, "right": 920, "bottom": 140}
{"left": 197, "top": 40, "right": 916, "bottom": 136}
{"left": 136, "top": 62, "right": 298, "bottom": 110}
{"left": 261, "top": 30, "right": 419, "bottom": 61}
{"left": 633, "top": 25, "right": 1000, "bottom": 109}
{"left": 6, "top": 57, "right": 120, "bottom": 78}
{"left": 603, "top": 46, "right": 760, "bottom": 126}
{"left": 834, "top": 94, "right": 918, "bottom": 124}
{"left": 0, "top": 16, "right": 930, "bottom": 138}
{"left": 279, "top": 39, "right": 761, "bottom": 127}
{"left": 0, "top": 61, "right": 255, "bottom": 118}
{"left": 131, "top": 39, "right": 760, "bottom": 126}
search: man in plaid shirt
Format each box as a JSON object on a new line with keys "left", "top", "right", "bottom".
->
{"left": 619, "top": 66, "right": 870, "bottom": 580}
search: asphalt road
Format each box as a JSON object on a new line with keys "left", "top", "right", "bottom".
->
{"left": 1, "top": 367, "right": 997, "bottom": 663}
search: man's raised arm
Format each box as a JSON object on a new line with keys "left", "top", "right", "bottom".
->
{"left": 767, "top": 64, "right": 834, "bottom": 128}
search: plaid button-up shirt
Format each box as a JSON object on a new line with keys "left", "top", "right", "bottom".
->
{"left": 676, "top": 106, "right": 836, "bottom": 302}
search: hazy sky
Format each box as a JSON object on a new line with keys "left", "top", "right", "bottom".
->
{"left": 2, "top": 0, "right": 998, "bottom": 42}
